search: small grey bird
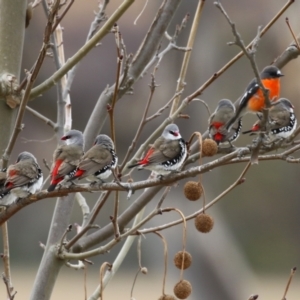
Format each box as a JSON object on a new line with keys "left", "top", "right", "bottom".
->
{"left": 48, "top": 130, "right": 84, "bottom": 192}
{"left": 243, "top": 98, "right": 297, "bottom": 140}
{"left": 209, "top": 99, "right": 242, "bottom": 144}
{"left": 70, "top": 134, "right": 117, "bottom": 183}
{"left": 0, "top": 152, "right": 43, "bottom": 204}
{"left": 128, "top": 124, "right": 187, "bottom": 175}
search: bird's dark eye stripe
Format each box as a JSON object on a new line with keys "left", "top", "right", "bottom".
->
{"left": 170, "top": 130, "right": 174, "bottom": 135}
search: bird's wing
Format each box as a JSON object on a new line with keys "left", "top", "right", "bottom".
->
{"left": 148, "top": 140, "right": 182, "bottom": 164}
{"left": 78, "top": 148, "right": 113, "bottom": 176}
{"left": 239, "top": 79, "right": 259, "bottom": 107}
{"left": 6, "top": 161, "right": 39, "bottom": 187}
{"left": 269, "top": 110, "right": 290, "bottom": 128}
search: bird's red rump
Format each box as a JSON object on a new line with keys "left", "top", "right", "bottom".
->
{"left": 74, "top": 169, "right": 85, "bottom": 177}
{"left": 52, "top": 160, "right": 63, "bottom": 177}
{"left": 5, "top": 182, "right": 14, "bottom": 189}
{"left": 212, "top": 122, "right": 224, "bottom": 129}
{"left": 214, "top": 132, "right": 224, "bottom": 142}
{"left": 139, "top": 147, "right": 155, "bottom": 165}
{"left": 8, "top": 169, "right": 18, "bottom": 176}
{"left": 251, "top": 123, "right": 260, "bottom": 132}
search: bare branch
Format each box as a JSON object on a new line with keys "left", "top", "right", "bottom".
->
{"left": 30, "top": 0, "right": 135, "bottom": 100}
{"left": 282, "top": 267, "right": 297, "bottom": 300}
{"left": 25, "top": 106, "right": 56, "bottom": 129}
{"left": 170, "top": 0, "right": 205, "bottom": 114}
{"left": 119, "top": 74, "right": 158, "bottom": 171}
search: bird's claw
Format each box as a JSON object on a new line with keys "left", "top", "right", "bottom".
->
{"left": 90, "top": 180, "right": 104, "bottom": 188}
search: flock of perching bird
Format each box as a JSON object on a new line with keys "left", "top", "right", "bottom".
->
{"left": 0, "top": 65, "right": 297, "bottom": 206}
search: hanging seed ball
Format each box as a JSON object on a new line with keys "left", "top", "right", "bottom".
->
{"left": 183, "top": 181, "right": 203, "bottom": 201}
{"left": 202, "top": 139, "right": 218, "bottom": 157}
{"left": 194, "top": 213, "right": 214, "bottom": 233}
{"left": 174, "top": 251, "right": 192, "bottom": 270}
{"left": 141, "top": 267, "right": 148, "bottom": 274}
{"left": 158, "top": 294, "right": 176, "bottom": 300}
{"left": 173, "top": 279, "right": 192, "bottom": 299}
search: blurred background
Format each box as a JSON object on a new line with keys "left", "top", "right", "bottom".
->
{"left": 1, "top": 0, "right": 300, "bottom": 299}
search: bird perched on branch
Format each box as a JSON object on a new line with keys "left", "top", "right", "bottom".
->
{"left": 70, "top": 134, "right": 117, "bottom": 185}
{"left": 208, "top": 99, "right": 242, "bottom": 145}
{"left": 226, "top": 65, "right": 284, "bottom": 129}
{"left": 242, "top": 98, "right": 297, "bottom": 141}
{"left": 48, "top": 130, "right": 84, "bottom": 192}
{"left": 0, "top": 152, "right": 43, "bottom": 204}
{"left": 128, "top": 124, "right": 187, "bottom": 175}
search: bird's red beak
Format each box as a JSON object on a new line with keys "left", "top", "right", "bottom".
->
{"left": 173, "top": 131, "right": 179, "bottom": 136}
{"left": 61, "top": 135, "right": 67, "bottom": 141}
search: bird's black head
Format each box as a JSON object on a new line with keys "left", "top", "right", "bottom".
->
{"left": 261, "top": 65, "right": 284, "bottom": 79}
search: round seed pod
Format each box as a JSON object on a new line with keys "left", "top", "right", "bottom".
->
{"left": 202, "top": 139, "right": 218, "bottom": 157}
{"left": 158, "top": 294, "right": 176, "bottom": 300}
{"left": 194, "top": 213, "right": 214, "bottom": 233}
{"left": 183, "top": 181, "right": 203, "bottom": 201}
{"left": 141, "top": 267, "right": 148, "bottom": 274}
{"left": 174, "top": 251, "right": 192, "bottom": 270}
{"left": 173, "top": 279, "right": 192, "bottom": 299}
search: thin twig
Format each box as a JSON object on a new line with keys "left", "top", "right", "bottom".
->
{"left": 25, "top": 106, "right": 57, "bottom": 129}
{"left": 153, "top": 231, "right": 168, "bottom": 296}
{"left": 170, "top": 0, "right": 205, "bottom": 115}
{"left": 75, "top": 192, "right": 90, "bottom": 227}
{"left": 282, "top": 267, "right": 297, "bottom": 300}
{"left": 2, "top": 273, "right": 17, "bottom": 300}
{"left": 65, "top": 191, "right": 111, "bottom": 250}
{"left": 1, "top": 224, "right": 14, "bottom": 297}
{"left": 99, "top": 262, "right": 112, "bottom": 300}
{"left": 57, "top": 224, "right": 72, "bottom": 254}
{"left": 111, "top": 191, "right": 120, "bottom": 238}
{"left": 191, "top": 98, "right": 211, "bottom": 117}
{"left": 108, "top": 24, "right": 123, "bottom": 148}
{"left": 133, "top": 0, "right": 149, "bottom": 25}
{"left": 285, "top": 18, "right": 300, "bottom": 50}
{"left": 119, "top": 74, "right": 158, "bottom": 171}
{"left": 139, "top": 13, "right": 190, "bottom": 78}
{"left": 63, "top": 0, "right": 109, "bottom": 100}
{"left": 51, "top": 0, "right": 74, "bottom": 33}
{"left": 130, "top": 236, "right": 144, "bottom": 299}
{"left": 145, "top": 91, "right": 182, "bottom": 123}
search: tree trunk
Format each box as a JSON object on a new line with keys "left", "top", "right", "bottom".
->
{"left": 0, "top": 0, "right": 27, "bottom": 152}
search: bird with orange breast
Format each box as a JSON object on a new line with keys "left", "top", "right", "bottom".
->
{"left": 226, "top": 65, "right": 284, "bottom": 130}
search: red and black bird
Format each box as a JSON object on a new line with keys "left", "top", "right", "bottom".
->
{"left": 226, "top": 65, "right": 283, "bottom": 129}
